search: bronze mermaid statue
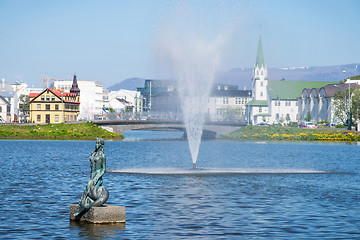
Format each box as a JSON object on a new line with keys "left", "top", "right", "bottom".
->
{"left": 74, "top": 138, "right": 109, "bottom": 217}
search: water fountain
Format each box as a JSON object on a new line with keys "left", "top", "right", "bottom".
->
{"left": 157, "top": 19, "right": 226, "bottom": 169}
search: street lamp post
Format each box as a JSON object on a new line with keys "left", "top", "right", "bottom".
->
{"left": 347, "top": 77, "right": 352, "bottom": 131}
{"left": 343, "top": 70, "right": 352, "bottom": 130}
{"left": 247, "top": 91, "right": 251, "bottom": 125}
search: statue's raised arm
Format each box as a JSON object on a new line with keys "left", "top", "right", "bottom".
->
{"left": 74, "top": 138, "right": 109, "bottom": 217}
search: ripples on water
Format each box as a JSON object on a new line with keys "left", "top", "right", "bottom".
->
{"left": 0, "top": 138, "right": 359, "bottom": 239}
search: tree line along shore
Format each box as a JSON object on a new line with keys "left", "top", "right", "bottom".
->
{"left": 0, "top": 122, "right": 123, "bottom": 140}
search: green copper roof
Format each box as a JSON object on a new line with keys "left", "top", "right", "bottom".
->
{"left": 255, "top": 113, "right": 271, "bottom": 117}
{"left": 247, "top": 100, "right": 268, "bottom": 106}
{"left": 255, "top": 34, "right": 264, "bottom": 69}
{"left": 267, "top": 80, "right": 337, "bottom": 100}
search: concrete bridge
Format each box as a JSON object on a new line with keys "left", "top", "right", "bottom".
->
{"left": 91, "top": 120, "right": 246, "bottom": 139}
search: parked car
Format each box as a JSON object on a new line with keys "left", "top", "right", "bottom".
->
{"left": 299, "top": 122, "right": 316, "bottom": 128}
{"left": 321, "top": 122, "right": 336, "bottom": 128}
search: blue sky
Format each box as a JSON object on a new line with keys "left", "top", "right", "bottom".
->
{"left": 1, "top": 0, "right": 359, "bottom": 88}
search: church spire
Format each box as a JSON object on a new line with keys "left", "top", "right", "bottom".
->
{"left": 252, "top": 33, "right": 268, "bottom": 101}
{"left": 70, "top": 74, "right": 80, "bottom": 95}
{"left": 255, "top": 33, "right": 265, "bottom": 69}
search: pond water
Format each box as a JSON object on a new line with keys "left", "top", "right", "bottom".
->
{"left": 0, "top": 134, "right": 359, "bottom": 239}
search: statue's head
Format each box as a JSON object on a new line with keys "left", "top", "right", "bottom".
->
{"left": 96, "top": 138, "right": 104, "bottom": 149}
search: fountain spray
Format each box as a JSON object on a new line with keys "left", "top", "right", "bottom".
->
{"left": 155, "top": 3, "right": 227, "bottom": 169}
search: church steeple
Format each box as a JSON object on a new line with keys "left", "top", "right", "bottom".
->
{"left": 252, "top": 33, "right": 268, "bottom": 101}
{"left": 70, "top": 74, "right": 80, "bottom": 96}
{"left": 255, "top": 33, "right": 265, "bottom": 69}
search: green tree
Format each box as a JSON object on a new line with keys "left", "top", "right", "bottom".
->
{"left": 19, "top": 95, "right": 30, "bottom": 115}
{"left": 351, "top": 88, "right": 360, "bottom": 123}
{"left": 305, "top": 111, "right": 312, "bottom": 122}
{"left": 286, "top": 113, "right": 291, "bottom": 122}
{"left": 333, "top": 90, "right": 347, "bottom": 124}
{"left": 333, "top": 87, "right": 360, "bottom": 124}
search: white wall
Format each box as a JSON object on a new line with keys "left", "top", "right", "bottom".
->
{"left": 54, "top": 80, "right": 103, "bottom": 120}
{"left": 108, "top": 89, "right": 142, "bottom": 113}
{"left": 270, "top": 99, "right": 298, "bottom": 124}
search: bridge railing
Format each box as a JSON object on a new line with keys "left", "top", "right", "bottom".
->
{"left": 92, "top": 119, "right": 247, "bottom": 127}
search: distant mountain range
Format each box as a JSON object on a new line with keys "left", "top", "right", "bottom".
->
{"left": 107, "top": 63, "right": 360, "bottom": 91}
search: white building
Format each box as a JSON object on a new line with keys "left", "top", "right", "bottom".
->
{"left": 299, "top": 83, "right": 360, "bottom": 124}
{"left": 0, "top": 79, "right": 31, "bottom": 122}
{"left": 0, "top": 95, "right": 10, "bottom": 122}
{"left": 247, "top": 34, "right": 271, "bottom": 125}
{"left": 247, "top": 35, "right": 336, "bottom": 125}
{"left": 54, "top": 76, "right": 103, "bottom": 120}
{"left": 207, "top": 87, "right": 252, "bottom": 122}
{"left": 107, "top": 89, "right": 142, "bottom": 119}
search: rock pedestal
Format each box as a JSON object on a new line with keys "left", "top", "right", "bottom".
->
{"left": 70, "top": 205, "right": 125, "bottom": 223}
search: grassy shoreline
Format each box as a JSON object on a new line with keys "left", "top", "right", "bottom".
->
{"left": 224, "top": 125, "right": 360, "bottom": 142}
{"left": 0, "top": 122, "right": 124, "bottom": 140}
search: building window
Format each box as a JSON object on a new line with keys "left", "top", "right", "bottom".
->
{"left": 260, "top": 92, "right": 263, "bottom": 97}
{"left": 261, "top": 81, "right": 263, "bottom": 87}
{"left": 37, "top": 115, "right": 41, "bottom": 121}
{"left": 41, "top": 96, "right": 44, "bottom": 101}
{"left": 55, "top": 104, "right": 59, "bottom": 110}
{"left": 52, "top": 96, "right": 55, "bottom": 101}
{"left": 0, "top": 106, "right": 2, "bottom": 112}
{"left": 46, "top": 96, "right": 50, "bottom": 101}
{"left": 37, "top": 104, "right": 41, "bottom": 110}
{"left": 46, "top": 104, "right": 50, "bottom": 110}
{"left": 55, "top": 115, "right": 59, "bottom": 122}
{"left": 259, "top": 107, "right": 262, "bottom": 113}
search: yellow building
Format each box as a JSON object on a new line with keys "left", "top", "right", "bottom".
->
{"left": 29, "top": 88, "right": 80, "bottom": 123}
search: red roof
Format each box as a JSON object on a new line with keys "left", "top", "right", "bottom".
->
{"left": 29, "top": 93, "right": 40, "bottom": 98}
{"left": 29, "top": 88, "right": 80, "bottom": 103}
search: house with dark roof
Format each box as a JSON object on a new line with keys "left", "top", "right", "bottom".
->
{"left": 0, "top": 95, "right": 11, "bottom": 123}
{"left": 29, "top": 87, "right": 80, "bottom": 123}
{"left": 208, "top": 88, "right": 252, "bottom": 122}
{"left": 299, "top": 83, "right": 360, "bottom": 124}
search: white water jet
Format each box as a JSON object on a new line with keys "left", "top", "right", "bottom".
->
{"left": 155, "top": 3, "right": 232, "bottom": 167}
{"left": 158, "top": 34, "right": 226, "bottom": 167}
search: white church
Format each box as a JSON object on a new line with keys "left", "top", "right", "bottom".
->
{"left": 247, "top": 34, "right": 335, "bottom": 125}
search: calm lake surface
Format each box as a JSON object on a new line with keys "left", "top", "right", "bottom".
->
{"left": 1, "top": 132, "right": 359, "bottom": 239}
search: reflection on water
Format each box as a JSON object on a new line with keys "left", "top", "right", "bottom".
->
{"left": 70, "top": 222, "right": 125, "bottom": 239}
{"left": 108, "top": 167, "right": 332, "bottom": 175}
{"left": 123, "top": 130, "right": 184, "bottom": 141}
{"left": 0, "top": 139, "right": 359, "bottom": 239}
